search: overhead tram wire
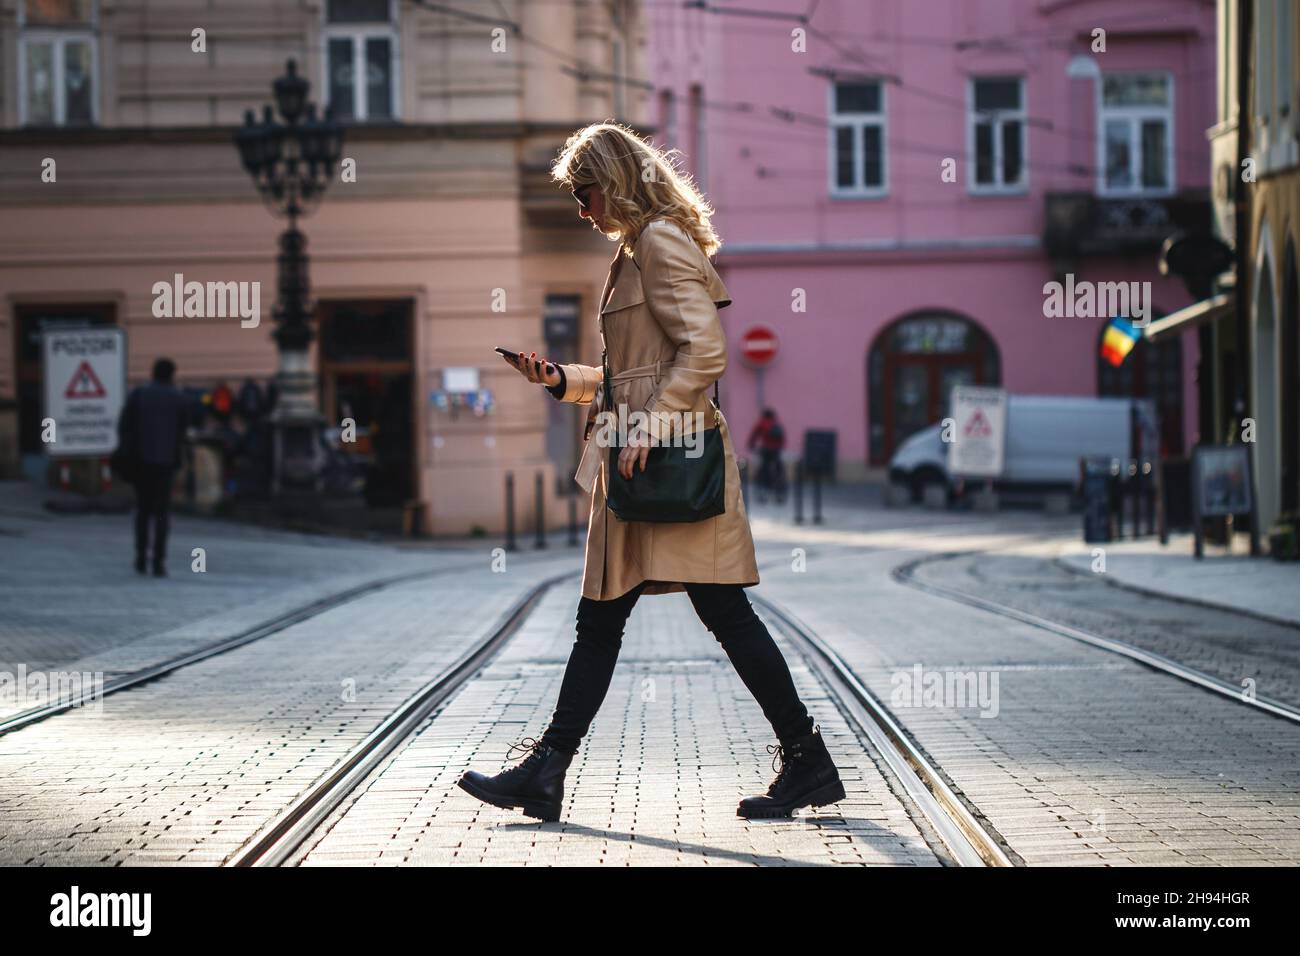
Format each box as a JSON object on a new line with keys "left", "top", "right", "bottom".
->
{"left": 793, "top": 20, "right": 1214, "bottom": 172}
{"left": 257, "top": 2, "right": 1177, "bottom": 186}
{"left": 402, "top": 5, "right": 1114, "bottom": 181}
{"left": 440, "top": 0, "right": 1212, "bottom": 179}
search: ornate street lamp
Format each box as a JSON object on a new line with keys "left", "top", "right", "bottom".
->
{"left": 235, "top": 59, "right": 343, "bottom": 497}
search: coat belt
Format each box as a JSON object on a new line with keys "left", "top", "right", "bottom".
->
{"left": 607, "top": 360, "right": 665, "bottom": 384}
{"left": 574, "top": 361, "right": 665, "bottom": 496}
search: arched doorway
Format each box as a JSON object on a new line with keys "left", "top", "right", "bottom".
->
{"left": 1281, "top": 237, "right": 1299, "bottom": 513}
{"left": 868, "top": 311, "right": 1001, "bottom": 465}
{"left": 1096, "top": 317, "right": 1184, "bottom": 456}
{"left": 1253, "top": 224, "right": 1281, "bottom": 531}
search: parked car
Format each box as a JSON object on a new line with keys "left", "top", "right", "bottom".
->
{"left": 887, "top": 395, "right": 1154, "bottom": 503}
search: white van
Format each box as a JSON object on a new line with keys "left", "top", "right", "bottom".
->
{"left": 887, "top": 395, "right": 1154, "bottom": 502}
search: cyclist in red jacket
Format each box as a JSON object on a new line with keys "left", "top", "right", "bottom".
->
{"left": 747, "top": 408, "right": 787, "bottom": 504}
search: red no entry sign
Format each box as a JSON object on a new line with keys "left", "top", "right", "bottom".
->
{"left": 740, "top": 325, "right": 779, "bottom": 369}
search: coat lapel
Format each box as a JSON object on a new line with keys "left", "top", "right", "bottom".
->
{"left": 598, "top": 245, "right": 626, "bottom": 312}
{"left": 574, "top": 245, "right": 628, "bottom": 497}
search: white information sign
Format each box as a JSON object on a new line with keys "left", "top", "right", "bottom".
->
{"left": 947, "top": 385, "right": 1007, "bottom": 478}
{"left": 442, "top": 366, "right": 480, "bottom": 393}
{"left": 42, "top": 327, "right": 127, "bottom": 457}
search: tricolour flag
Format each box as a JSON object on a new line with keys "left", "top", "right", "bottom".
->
{"left": 1100, "top": 317, "right": 1141, "bottom": 367}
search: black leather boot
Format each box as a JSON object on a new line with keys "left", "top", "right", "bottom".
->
{"left": 457, "top": 736, "right": 574, "bottom": 822}
{"left": 738, "top": 725, "right": 846, "bottom": 819}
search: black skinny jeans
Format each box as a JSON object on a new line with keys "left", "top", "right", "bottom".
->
{"left": 539, "top": 581, "right": 814, "bottom": 755}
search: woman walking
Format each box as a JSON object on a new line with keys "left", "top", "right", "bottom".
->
{"left": 457, "top": 123, "right": 843, "bottom": 822}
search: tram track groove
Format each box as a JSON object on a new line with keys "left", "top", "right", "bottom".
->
{"left": 225, "top": 569, "right": 580, "bottom": 867}
{"left": 751, "top": 592, "right": 1016, "bottom": 867}
{"left": 0, "top": 556, "right": 545, "bottom": 737}
{"left": 893, "top": 552, "right": 1300, "bottom": 725}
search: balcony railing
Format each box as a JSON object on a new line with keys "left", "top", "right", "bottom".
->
{"left": 1044, "top": 191, "right": 1212, "bottom": 260}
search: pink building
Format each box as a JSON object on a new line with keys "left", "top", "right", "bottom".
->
{"left": 649, "top": 0, "right": 1217, "bottom": 480}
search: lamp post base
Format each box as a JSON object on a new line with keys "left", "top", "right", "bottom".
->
{"left": 270, "top": 413, "right": 326, "bottom": 499}
{"left": 270, "top": 348, "right": 325, "bottom": 499}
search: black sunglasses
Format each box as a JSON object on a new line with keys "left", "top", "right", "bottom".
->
{"left": 572, "top": 184, "right": 594, "bottom": 210}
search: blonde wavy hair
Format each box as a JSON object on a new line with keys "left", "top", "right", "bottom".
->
{"left": 551, "top": 121, "right": 721, "bottom": 257}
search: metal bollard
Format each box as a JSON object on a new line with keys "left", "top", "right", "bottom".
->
{"left": 1134, "top": 462, "right": 1145, "bottom": 537}
{"left": 1109, "top": 459, "right": 1123, "bottom": 541}
{"left": 1156, "top": 458, "right": 1169, "bottom": 546}
{"left": 534, "top": 471, "right": 546, "bottom": 549}
{"left": 793, "top": 460, "right": 804, "bottom": 525}
{"left": 811, "top": 471, "right": 823, "bottom": 524}
{"left": 1125, "top": 471, "right": 1133, "bottom": 537}
{"left": 1142, "top": 461, "right": 1156, "bottom": 536}
{"left": 504, "top": 471, "right": 517, "bottom": 552}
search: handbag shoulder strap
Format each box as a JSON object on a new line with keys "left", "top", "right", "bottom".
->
{"left": 624, "top": 248, "right": 721, "bottom": 411}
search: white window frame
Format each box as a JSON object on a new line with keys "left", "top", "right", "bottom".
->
{"left": 828, "top": 79, "right": 888, "bottom": 198}
{"left": 967, "top": 76, "right": 1028, "bottom": 196}
{"left": 1096, "top": 71, "right": 1175, "bottom": 198}
{"left": 322, "top": 0, "right": 401, "bottom": 122}
{"left": 16, "top": 1, "right": 100, "bottom": 127}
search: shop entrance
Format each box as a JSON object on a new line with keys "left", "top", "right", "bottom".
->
{"left": 868, "top": 311, "right": 1001, "bottom": 465}
{"left": 317, "top": 299, "right": 415, "bottom": 510}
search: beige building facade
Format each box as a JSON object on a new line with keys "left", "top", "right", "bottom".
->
{"left": 1244, "top": 0, "right": 1300, "bottom": 537}
{"left": 0, "top": 0, "right": 646, "bottom": 534}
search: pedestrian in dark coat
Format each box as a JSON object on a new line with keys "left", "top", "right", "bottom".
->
{"left": 116, "top": 358, "right": 188, "bottom": 576}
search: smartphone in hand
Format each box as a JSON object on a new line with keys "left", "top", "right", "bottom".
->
{"left": 496, "top": 348, "right": 555, "bottom": 374}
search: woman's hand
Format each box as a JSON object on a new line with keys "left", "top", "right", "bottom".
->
{"left": 617, "top": 425, "right": 653, "bottom": 480}
{"left": 505, "top": 351, "right": 561, "bottom": 388}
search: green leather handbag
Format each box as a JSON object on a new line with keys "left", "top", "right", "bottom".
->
{"left": 602, "top": 349, "right": 726, "bottom": 524}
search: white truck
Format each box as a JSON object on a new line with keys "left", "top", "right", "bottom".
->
{"left": 887, "top": 394, "right": 1156, "bottom": 503}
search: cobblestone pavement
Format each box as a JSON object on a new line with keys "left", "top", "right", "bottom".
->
{"left": 755, "top": 542, "right": 1300, "bottom": 865}
{"left": 0, "top": 483, "right": 577, "bottom": 719}
{"left": 5, "top": 473, "right": 1299, "bottom": 867}
{"left": 0, "top": 561, "right": 574, "bottom": 865}
{"left": 912, "top": 552, "right": 1300, "bottom": 710}
{"left": 1057, "top": 536, "right": 1300, "bottom": 627}
{"left": 293, "top": 584, "right": 941, "bottom": 867}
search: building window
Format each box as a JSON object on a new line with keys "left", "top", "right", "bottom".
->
{"left": 18, "top": 0, "right": 97, "bottom": 126}
{"left": 1253, "top": 0, "right": 1298, "bottom": 173}
{"left": 1276, "top": 0, "right": 1293, "bottom": 125}
{"left": 969, "top": 77, "right": 1025, "bottom": 193}
{"left": 1098, "top": 73, "right": 1173, "bottom": 196}
{"left": 324, "top": 0, "right": 399, "bottom": 122}
{"left": 688, "top": 84, "right": 707, "bottom": 193}
{"left": 830, "top": 80, "right": 886, "bottom": 197}
{"left": 657, "top": 90, "right": 677, "bottom": 149}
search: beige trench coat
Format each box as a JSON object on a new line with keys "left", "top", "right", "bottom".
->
{"left": 552, "top": 218, "right": 760, "bottom": 601}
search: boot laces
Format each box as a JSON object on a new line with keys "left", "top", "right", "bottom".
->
{"left": 765, "top": 741, "right": 806, "bottom": 793}
{"left": 505, "top": 736, "right": 548, "bottom": 767}
{"left": 765, "top": 726, "right": 822, "bottom": 794}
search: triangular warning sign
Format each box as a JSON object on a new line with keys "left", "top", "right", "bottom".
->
{"left": 964, "top": 408, "right": 993, "bottom": 438}
{"left": 65, "top": 360, "right": 107, "bottom": 399}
